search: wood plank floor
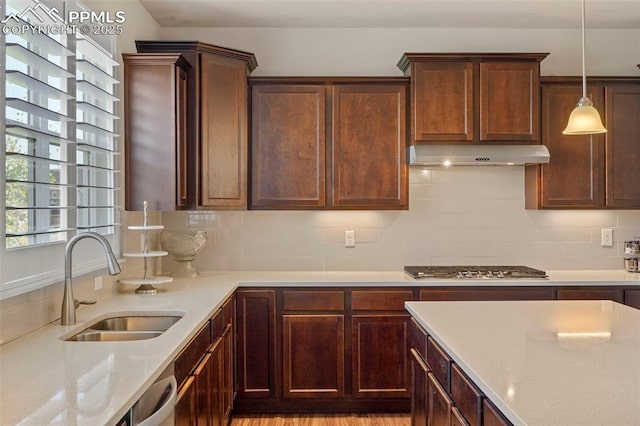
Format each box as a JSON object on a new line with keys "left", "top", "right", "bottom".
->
{"left": 230, "top": 413, "right": 411, "bottom": 426}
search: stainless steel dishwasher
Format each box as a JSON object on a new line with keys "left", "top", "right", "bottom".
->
{"left": 116, "top": 365, "right": 177, "bottom": 426}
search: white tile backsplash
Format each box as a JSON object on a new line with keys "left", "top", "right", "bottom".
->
{"left": 162, "top": 167, "right": 640, "bottom": 273}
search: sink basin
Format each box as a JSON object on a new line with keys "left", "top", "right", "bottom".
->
{"left": 64, "top": 313, "right": 183, "bottom": 342}
{"left": 89, "top": 315, "right": 182, "bottom": 332}
{"left": 66, "top": 330, "right": 164, "bottom": 342}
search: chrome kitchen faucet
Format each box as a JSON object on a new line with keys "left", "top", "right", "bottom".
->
{"left": 61, "top": 232, "right": 121, "bottom": 325}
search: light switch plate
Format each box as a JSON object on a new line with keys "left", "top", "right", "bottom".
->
{"left": 345, "top": 230, "right": 355, "bottom": 248}
{"left": 601, "top": 228, "right": 613, "bottom": 247}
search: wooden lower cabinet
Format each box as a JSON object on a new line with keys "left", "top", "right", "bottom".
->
{"left": 409, "top": 316, "right": 514, "bottom": 426}
{"left": 174, "top": 296, "right": 234, "bottom": 425}
{"left": 236, "top": 290, "right": 277, "bottom": 400}
{"left": 427, "top": 373, "right": 452, "bottom": 426}
{"left": 209, "top": 338, "right": 225, "bottom": 426}
{"left": 556, "top": 288, "right": 623, "bottom": 302}
{"left": 352, "top": 315, "right": 411, "bottom": 398}
{"left": 483, "top": 400, "right": 511, "bottom": 426}
{"left": 451, "top": 407, "right": 470, "bottom": 426}
{"left": 195, "top": 351, "right": 214, "bottom": 425}
{"left": 282, "top": 314, "right": 345, "bottom": 398}
{"left": 624, "top": 289, "right": 640, "bottom": 309}
{"left": 410, "top": 349, "right": 429, "bottom": 426}
{"left": 420, "top": 287, "right": 553, "bottom": 301}
{"left": 175, "top": 376, "right": 198, "bottom": 426}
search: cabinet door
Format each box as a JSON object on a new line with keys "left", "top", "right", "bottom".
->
{"left": 451, "top": 364, "right": 482, "bottom": 426}
{"left": 411, "top": 62, "right": 473, "bottom": 143}
{"left": 427, "top": 373, "right": 452, "bottom": 426}
{"left": 352, "top": 314, "right": 411, "bottom": 398}
{"left": 605, "top": 84, "right": 640, "bottom": 207}
{"left": 175, "top": 376, "right": 197, "bottom": 426}
{"left": 537, "top": 85, "right": 606, "bottom": 208}
{"left": 209, "top": 337, "right": 224, "bottom": 426}
{"left": 251, "top": 85, "right": 326, "bottom": 208}
{"left": 123, "top": 54, "right": 189, "bottom": 211}
{"left": 194, "top": 352, "right": 213, "bottom": 426}
{"left": 410, "top": 349, "right": 429, "bottom": 426}
{"left": 221, "top": 313, "right": 234, "bottom": 422}
{"left": 331, "top": 84, "right": 408, "bottom": 209}
{"left": 200, "top": 53, "right": 248, "bottom": 209}
{"left": 480, "top": 62, "right": 539, "bottom": 142}
{"left": 282, "top": 314, "right": 345, "bottom": 398}
{"left": 236, "top": 290, "right": 277, "bottom": 399}
{"left": 483, "top": 399, "right": 512, "bottom": 426}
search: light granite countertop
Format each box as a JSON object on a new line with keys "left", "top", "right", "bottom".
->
{"left": 405, "top": 299, "right": 640, "bottom": 425}
{"left": 1, "top": 270, "right": 639, "bottom": 425}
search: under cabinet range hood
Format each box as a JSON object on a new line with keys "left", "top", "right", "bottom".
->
{"left": 407, "top": 144, "right": 550, "bottom": 166}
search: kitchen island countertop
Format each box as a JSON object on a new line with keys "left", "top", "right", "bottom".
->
{"left": 406, "top": 299, "right": 640, "bottom": 425}
{"left": 1, "top": 269, "right": 639, "bottom": 425}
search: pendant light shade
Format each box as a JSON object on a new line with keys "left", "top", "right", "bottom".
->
{"left": 563, "top": 0, "right": 606, "bottom": 135}
{"left": 563, "top": 97, "right": 607, "bottom": 135}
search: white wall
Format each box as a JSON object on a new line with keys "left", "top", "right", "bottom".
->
{"left": 159, "top": 27, "right": 640, "bottom": 76}
{"left": 157, "top": 25, "right": 640, "bottom": 274}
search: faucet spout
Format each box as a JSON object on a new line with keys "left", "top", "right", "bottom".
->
{"left": 61, "top": 232, "right": 121, "bottom": 325}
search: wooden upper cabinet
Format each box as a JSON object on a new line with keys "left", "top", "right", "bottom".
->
{"left": 199, "top": 53, "right": 249, "bottom": 209}
{"left": 525, "top": 84, "right": 606, "bottom": 209}
{"left": 526, "top": 77, "right": 640, "bottom": 210}
{"left": 411, "top": 62, "right": 473, "bottom": 142}
{"left": 135, "top": 41, "right": 258, "bottom": 210}
{"left": 605, "top": 84, "right": 640, "bottom": 207}
{"left": 250, "top": 78, "right": 409, "bottom": 210}
{"left": 398, "top": 53, "right": 547, "bottom": 145}
{"left": 479, "top": 62, "right": 539, "bottom": 142}
{"left": 331, "top": 84, "right": 408, "bottom": 208}
{"left": 123, "top": 53, "right": 190, "bottom": 211}
{"left": 251, "top": 85, "right": 326, "bottom": 208}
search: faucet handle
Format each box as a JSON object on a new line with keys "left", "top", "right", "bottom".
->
{"left": 74, "top": 299, "right": 97, "bottom": 309}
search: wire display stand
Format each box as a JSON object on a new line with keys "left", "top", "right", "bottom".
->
{"left": 119, "top": 201, "right": 173, "bottom": 294}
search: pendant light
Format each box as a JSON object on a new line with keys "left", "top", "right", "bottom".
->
{"left": 563, "top": 0, "right": 607, "bottom": 135}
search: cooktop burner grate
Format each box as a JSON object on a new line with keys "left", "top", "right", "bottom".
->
{"left": 404, "top": 265, "right": 548, "bottom": 280}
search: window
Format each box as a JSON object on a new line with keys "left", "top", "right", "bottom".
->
{"left": 1, "top": 0, "right": 120, "bottom": 298}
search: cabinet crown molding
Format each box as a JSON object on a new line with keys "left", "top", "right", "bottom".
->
{"left": 122, "top": 52, "right": 191, "bottom": 69}
{"left": 397, "top": 52, "right": 549, "bottom": 73}
{"left": 135, "top": 40, "right": 258, "bottom": 72}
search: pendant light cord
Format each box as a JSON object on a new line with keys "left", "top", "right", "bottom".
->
{"left": 581, "top": 0, "right": 587, "bottom": 98}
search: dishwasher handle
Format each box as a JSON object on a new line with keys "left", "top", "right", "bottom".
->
{"left": 134, "top": 375, "right": 177, "bottom": 426}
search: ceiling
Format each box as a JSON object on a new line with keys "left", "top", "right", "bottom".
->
{"left": 138, "top": 0, "right": 640, "bottom": 29}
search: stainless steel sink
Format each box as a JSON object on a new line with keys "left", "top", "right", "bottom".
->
{"left": 64, "top": 314, "right": 183, "bottom": 342}
{"left": 66, "top": 330, "right": 164, "bottom": 342}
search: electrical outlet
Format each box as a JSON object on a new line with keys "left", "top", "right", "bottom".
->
{"left": 94, "top": 276, "right": 103, "bottom": 291}
{"left": 345, "top": 230, "right": 355, "bottom": 248}
{"left": 601, "top": 228, "right": 613, "bottom": 247}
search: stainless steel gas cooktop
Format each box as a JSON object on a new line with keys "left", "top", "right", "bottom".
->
{"left": 404, "top": 265, "right": 548, "bottom": 280}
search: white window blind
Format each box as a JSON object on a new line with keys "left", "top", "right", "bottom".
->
{"left": 1, "top": 0, "right": 120, "bottom": 299}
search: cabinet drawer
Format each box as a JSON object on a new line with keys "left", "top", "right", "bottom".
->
{"left": 351, "top": 289, "right": 415, "bottom": 311}
{"left": 451, "top": 364, "right": 483, "bottom": 426}
{"left": 556, "top": 288, "right": 623, "bottom": 302}
{"left": 427, "top": 336, "right": 451, "bottom": 392}
{"left": 410, "top": 318, "right": 427, "bottom": 360}
{"left": 175, "top": 322, "right": 212, "bottom": 388}
{"left": 282, "top": 290, "right": 345, "bottom": 311}
{"left": 211, "top": 308, "right": 225, "bottom": 338}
